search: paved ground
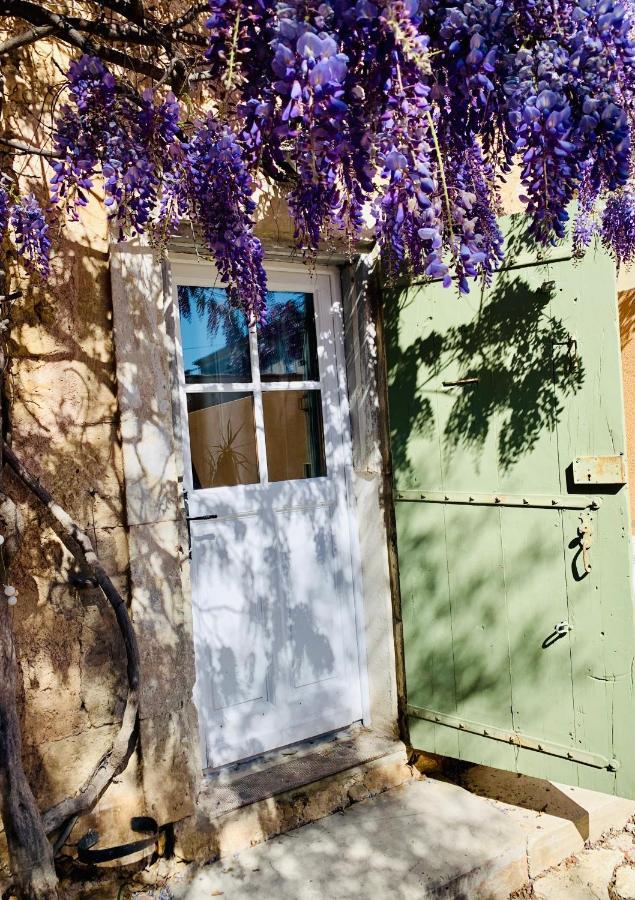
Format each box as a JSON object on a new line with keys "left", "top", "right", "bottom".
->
{"left": 514, "top": 825, "right": 635, "bottom": 899}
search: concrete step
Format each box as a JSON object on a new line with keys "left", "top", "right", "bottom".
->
{"left": 165, "top": 771, "right": 635, "bottom": 899}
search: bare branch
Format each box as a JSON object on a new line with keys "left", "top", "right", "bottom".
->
{"left": 98, "top": 0, "right": 145, "bottom": 26}
{"left": 0, "top": 24, "right": 56, "bottom": 56}
{"left": 0, "top": 137, "right": 58, "bottom": 159}
{"left": 58, "top": 16, "right": 204, "bottom": 49}
{"left": 3, "top": 1, "right": 167, "bottom": 82}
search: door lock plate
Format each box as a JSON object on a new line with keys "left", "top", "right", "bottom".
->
{"left": 572, "top": 455, "right": 626, "bottom": 485}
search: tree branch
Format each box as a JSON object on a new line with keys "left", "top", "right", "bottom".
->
{"left": 3, "top": 0, "right": 167, "bottom": 82}
{"left": 0, "top": 137, "right": 58, "bottom": 159}
{"left": 2, "top": 443, "right": 141, "bottom": 840}
{"left": 0, "top": 603, "right": 59, "bottom": 899}
{"left": 98, "top": 0, "right": 146, "bottom": 27}
{"left": 0, "top": 24, "right": 56, "bottom": 56}
{"left": 169, "top": 3, "right": 211, "bottom": 29}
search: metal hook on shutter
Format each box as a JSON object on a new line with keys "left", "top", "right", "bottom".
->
{"left": 577, "top": 509, "right": 594, "bottom": 574}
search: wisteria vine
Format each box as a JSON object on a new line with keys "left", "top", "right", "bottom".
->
{"left": 1, "top": 0, "right": 634, "bottom": 319}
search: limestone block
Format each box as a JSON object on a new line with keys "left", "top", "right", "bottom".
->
{"left": 460, "top": 766, "right": 635, "bottom": 879}
{"left": 128, "top": 519, "right": 195, "bottom": 718}
{"left": 79, "top": 593, "right": 128, "bottom": 728}
{"left": 16, "top": 600, "right": 88, "bottom": 748}
{"left": 605, "top": 833, "right": 635, "bottom": 852}
{"left": 110, "top": 243, "right": 180, "bottom": 527}
{"left": 10, "top": 371, "right": 125, "bottom": 531}
{"left": 34, "top": 723, "right": 120, "bottom": 810}
{"left": 533, "top": 847, "right": 623, "bottom": 900}
{"left": 139, "top": 702, "right": 201, "bottom": 826}
{"left": 351, "top": 470, "right": 398, "bottom": 736}
{"left": 615, "top": 864, "right": 635, "bottom": 900}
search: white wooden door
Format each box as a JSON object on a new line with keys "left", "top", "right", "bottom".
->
{"left": 171, "top": 261, "right": 366, "bottom": 769}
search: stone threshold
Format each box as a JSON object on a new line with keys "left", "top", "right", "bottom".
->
{"left": 200, "top": 726, "right": 402, "bottom": 818}
{"left": 173, "top": 726, "right": 416, "bottom": 863}
{"left": 167, "top": 765, "right": 635, "bottom": 898}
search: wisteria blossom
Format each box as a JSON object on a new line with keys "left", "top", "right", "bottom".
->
{"left": 2, "top": 0, "right": 634, "bottom": 317}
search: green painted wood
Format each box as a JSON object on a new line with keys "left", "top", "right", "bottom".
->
{"left": 386, "top": 213, "right": 635, "bottom": 796}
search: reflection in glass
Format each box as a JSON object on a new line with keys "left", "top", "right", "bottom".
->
{"left": 178, "top": 285, "right": 251, "bottom": 383}
{"left": 187, "top": 393, "right": 259, "bottom": 488}
{"left": 263, "top": 391, "right": 326, "bottom": 482}
{"left": 258, "top": 292, "right": 319, "bottom": 381}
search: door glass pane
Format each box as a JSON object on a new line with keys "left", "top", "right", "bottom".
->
{"left": 262, "top": 390, "right": 326, "bottom": 482}
{"left": 258, "top": 292, "right": 319, "bottom": 381}
{"left": 187, "top": 392, "right": 259, "bottom": 488}
{"left": 178, "top": 285, "right": 251, "bottom": 383}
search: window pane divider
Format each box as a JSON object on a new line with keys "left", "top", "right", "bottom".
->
{"left": 261, "top": 381, "right": 321, "bottom": 391}
{"left": 184, "top": 380, "right": 322, "bottom": 393}
{"left": 184, "top": 382, "right": 255, "bottom": 393}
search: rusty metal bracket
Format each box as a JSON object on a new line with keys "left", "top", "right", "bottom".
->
{"left": 572, "top": 454, "right": 627, "bottom": 486}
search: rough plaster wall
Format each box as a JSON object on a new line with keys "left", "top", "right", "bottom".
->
{"left": 0, "top": 45, "right": 142, "bottom": 876}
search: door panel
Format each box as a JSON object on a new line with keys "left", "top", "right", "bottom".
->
{"left": 174, "top": 264, "right": 364, "bottom": 769}
{"left": 387, "top": 214, "right": 635, "bottom": 795}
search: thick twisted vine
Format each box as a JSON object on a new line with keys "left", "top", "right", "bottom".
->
{"left": 2, "top": 443, "right": 140, "bottom": 843}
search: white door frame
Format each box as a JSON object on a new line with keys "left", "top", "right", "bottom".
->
{"left": 168, "top": 254, "right": 371, "bottom": 766}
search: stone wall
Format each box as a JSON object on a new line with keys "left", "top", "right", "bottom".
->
{"left": 0, "top": 42, "right": 164, "bottom": 885}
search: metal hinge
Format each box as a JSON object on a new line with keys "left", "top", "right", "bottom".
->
{"left": 394, "top": 489, "right": 602, "bottom": 511}
{"left": 407, "top": 705, "right": 619, "bottom": 771}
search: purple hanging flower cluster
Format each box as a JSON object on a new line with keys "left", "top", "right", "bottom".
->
{"left": 6, "top": 0, "right": 635, "bottom": 311}
{"left": 186, "top": 118, "right": 267, "bottom": 321}
{"left": 48, "top": 55, "right": 268, "bottom": 318}
{"left": 52, "top": 57, "right": 183, "bottom": 237}
{"left": 602, "top": 188, "right": 635, "bottom": 266}
{"left": 50, "top": 56, "right": 116, "bottom": 215}
{"left": 10, "top": 195, "right": 51, "bottom": 277}
{"left": 0, "top": 179, "right": 52, "bottom": 276}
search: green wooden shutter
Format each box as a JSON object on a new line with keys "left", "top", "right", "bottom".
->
{"left": 385, "top": 214, "right": 635, "bottom": 796}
